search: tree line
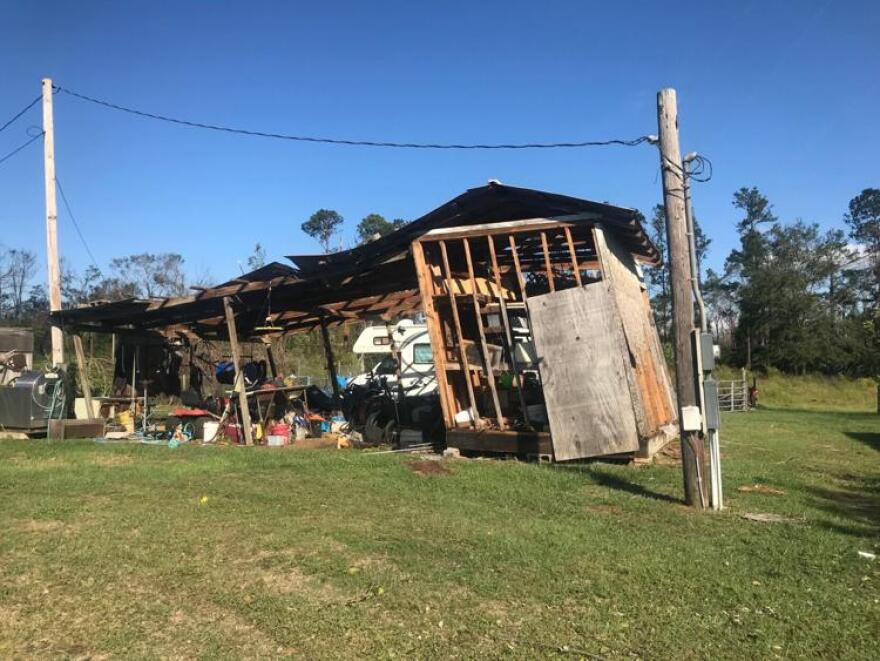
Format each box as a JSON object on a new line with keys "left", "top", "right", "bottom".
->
{"left": 644, "top": 187, "right": 879, "bottom": 378}
{"left": 4, "top": 191, "right": 877, "bottom": 383}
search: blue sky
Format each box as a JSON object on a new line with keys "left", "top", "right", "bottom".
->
{"left": 1, "top": 1, "right": 877, "bottom": 285}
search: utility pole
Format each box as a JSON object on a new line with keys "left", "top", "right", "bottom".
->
{"left": 656, "top": 88, "right": 707, "bottom": 508}
{"left": 42, "top": 78, "right": 63, "bottom": 366}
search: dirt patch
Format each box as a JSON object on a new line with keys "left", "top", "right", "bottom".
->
{"left": 406, "top": 459, "right": 451, "bottom": 476}
{"left": 737, "top": 484, "right": 786, "bottom": 495}
{"left": 260, "top": 566, "right": 339, "bottom": 600}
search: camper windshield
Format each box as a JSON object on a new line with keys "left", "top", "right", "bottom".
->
{"left": 374, "top": 357, "right": 398, "bottom": 375}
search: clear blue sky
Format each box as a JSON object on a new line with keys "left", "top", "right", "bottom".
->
{"left": 1, "top": 1, "right": 877, "bottom": 285}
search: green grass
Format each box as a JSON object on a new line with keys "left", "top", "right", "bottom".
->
{"left": 1, "top": 409, "right": 878, "bottom": 658}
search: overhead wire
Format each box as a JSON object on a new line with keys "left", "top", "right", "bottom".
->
{"left": 0, "top": 130, "right": 43, "bottom": 167}
{"left": 0, "top": 95, "right": 41, "bottom": 134}
{"left": 55, "top": 175, "right": 102, "bottom": 273}
{"left": 53, "top": 84, "right": 652, "bottom": 151}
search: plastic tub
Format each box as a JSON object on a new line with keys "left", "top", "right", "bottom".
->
{"left": 202, "top": 420, "right": 220, "bottom": 443}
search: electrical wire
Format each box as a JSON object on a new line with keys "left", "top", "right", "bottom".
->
{"left": 55, "top": 175, "right": 102, "bottom": 272}
{"left": 0, "top": 130, "right": 43, "bottom": 167}
{"left": 53, "top": 84, "right": 653, "bottom": 150}
{"left": 0, "top": 95, "right": 41, "bottom": 134}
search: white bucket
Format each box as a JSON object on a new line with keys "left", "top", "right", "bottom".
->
{"left": 202, "top": 421, "right": 220, "bottom": 443}
{"left": 266, "top": 435, "right": 287, "bottom": 447}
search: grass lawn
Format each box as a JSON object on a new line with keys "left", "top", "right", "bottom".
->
{"left": 1, "top": 408, "right": 878, "bottom": 659}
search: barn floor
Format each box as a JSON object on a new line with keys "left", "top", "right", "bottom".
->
{"left": 0, "top": 408, "right": 877, "bottom": 659}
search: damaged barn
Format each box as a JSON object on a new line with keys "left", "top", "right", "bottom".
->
{"left": 50, "top": 182, "right": 676, "bottom": 460}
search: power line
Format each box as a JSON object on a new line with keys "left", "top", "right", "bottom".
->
{"left": 53, "top": 84, "right": 653, "bottom": 150}
{"left": 0, "top": 130, "right": 43, "bottom": 167}
{"left": 0, "top": 95, "right": 42, "bottom": 134}
{"left": 55, "top": 175, "right": 101, "bottom": 273}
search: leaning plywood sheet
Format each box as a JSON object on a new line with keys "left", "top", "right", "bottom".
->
{"left": 593, "top": 226, "right": 677, "bottom": 436}
{"left": 529, "top": 282, "right": 640, "bottom": 460}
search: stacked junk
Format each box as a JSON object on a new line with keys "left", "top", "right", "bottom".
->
{"left": 25, "top": 183, "right": 677, "bottom": 460}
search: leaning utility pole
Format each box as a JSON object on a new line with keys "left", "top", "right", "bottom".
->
{"left": 656, "top": 88, "right": 707, "bottom": 508}
{"left": 42, "top": 78, "right": 64, "bottom": 366}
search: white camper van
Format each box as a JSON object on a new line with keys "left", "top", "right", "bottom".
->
{"left": 350, "top": 320, "right": 437, "bottom": 397}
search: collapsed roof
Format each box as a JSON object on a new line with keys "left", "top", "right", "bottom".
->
{"left": 50, "top": 182, "right": 660, "bottom": 341}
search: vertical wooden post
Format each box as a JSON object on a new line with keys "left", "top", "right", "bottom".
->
{"left": 657, "top": 88, "right": 706, "bottom": 508}
{"left": 412, "top": 240, "right": 455, "bottom": 428}
{"left": 72, "top": 334, "right": 95, "bottom": 419}
{"left": 265, "top": 342, "right": 278, "bottom": 378}
{"left": 319, "top": 318, "right": 341, "bottom": 402}
{"left": 42, "top": 78, "right": 63, "bottom": 366}
{"left": 223, "top": 296, "right": 254, "bottom": 445}
{"left": 440, "top": 240, "right": 480, "bottom": 428}
{"left": 540, "top": 231, "right": 555, "bottom": 292}
{"left": 463, "top": 238, "right": 505, "bottom": 430}
{"left": 563, "top": 226, "right": 583, "bottom": 287}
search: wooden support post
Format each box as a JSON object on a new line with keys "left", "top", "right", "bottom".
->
{"left": 540, "top": 231, "right": 555, "bottom": 292}
{"left": 463, "top": 238, "right": 505, "bottom": 430}
{"left": 563, "top": 225, "right": 583, "bottom": 287}
{"left": 657, "top": 88, "right": 707, "bottom": 508}
{"left": 508, "top": 235, "right": 528, "bottom": 303}
{"left": 486, "top": 234, "right": 502, "bottom": 291}
{"left": 440, "top": 240, "right": 480, "bottom": 428}
{"left": 223, "top": 296, "right": 254, "bottom": 446}
{"left": 319, "top": 318, "right": 341, "bottom": 402}
{"left": 72, "top": 334, "right": 95, "bottom": 419}
{"left": 412, "top": 240, "right": 455, "bottom": 428}
{"left": 265, "top": 342, "right": 278, "bottom": 378}
{"left": 42, "top": 78, "right": 63, "bottom": 366}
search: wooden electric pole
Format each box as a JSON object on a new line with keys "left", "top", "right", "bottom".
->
{"left": 656, "top": 88, "right": 707, "bottom": 508}
{"left": 42, "top": 78, "right": 64, "bottom": 366}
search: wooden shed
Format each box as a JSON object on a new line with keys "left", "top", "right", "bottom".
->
{"left": 410, "top": 212, "right": 675, "bottom": 460}
{"left": 52, "top": 182, "right": 676, "bottom": 460}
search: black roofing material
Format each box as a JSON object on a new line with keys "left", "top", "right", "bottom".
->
{"left": 51, "top": 183, "right": 658, "bottom": 341}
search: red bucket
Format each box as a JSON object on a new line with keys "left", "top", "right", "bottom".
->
{"left": 223, "top": 423, "right": 242, "bottom": 444}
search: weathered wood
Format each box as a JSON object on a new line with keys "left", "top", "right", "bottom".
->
{"left": 529, "top": 282, "right": 640, "bottom": 460}
{"left": 440, "top": 240, "right": 480, "bottom": 428}
{"left": 446, "top": 429, "right": 552, "bottom": 455}
{"left": 72, "top": 334, "right": 95, "bottom": 419}
{"left": 657, "top": 88, "right": 707, "bottom": 507}
{"left": 508, "top": 235, "right": 528, "bottom": 303}
{"left": 463, "top": 238, "right": 505, "bottom": 430}
{"left": 412, "top": 240, "right": 455, "bottom": 427}
{"left": 540, "top": 231, "right": 555, "bottom": 292}
{"left": 223, "top": 296, "right": 254, "bottom": 445}
{"left": 42, "top": 78, "right": 63, "bottom": 366}
{"left": 264, "top": 342, "right": 277, "bottom": 377}
{"left": 594, "top": 225, "right": 673, "bottom": 440}
{"left": 420, "top": 214, "right": 598, "bottom": 241}
{"left": 563, "top": 225, "right": 583, "bottom": 287}
{"left": 486, "top": 235, "right": 502, "bottom": 290}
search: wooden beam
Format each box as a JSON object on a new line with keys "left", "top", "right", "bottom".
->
{"left": 440, "top": 240, "right": 480, "bottom": 428}
{"left": 264, "top": 342, "right": 278, "bottom": 377}
{"left": 72, "top": 334, "right": 95, "bottom": 419}
{"left": 564, "top": 225, "right": 583, "bottom": 287}
{"left": 540, "top": 231, "right": 555, "bottom": 292}
{"left": 412, "top": 240, "right": 455, "bottom": 428}
{"left": 420, "top": 214, "right": 599, "bottom": 241}
{"left": 463, "top": 238, "right": 505, "bottom": 430}
{"left": 222, "top": 296, "right": 254, "bottom": 446}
